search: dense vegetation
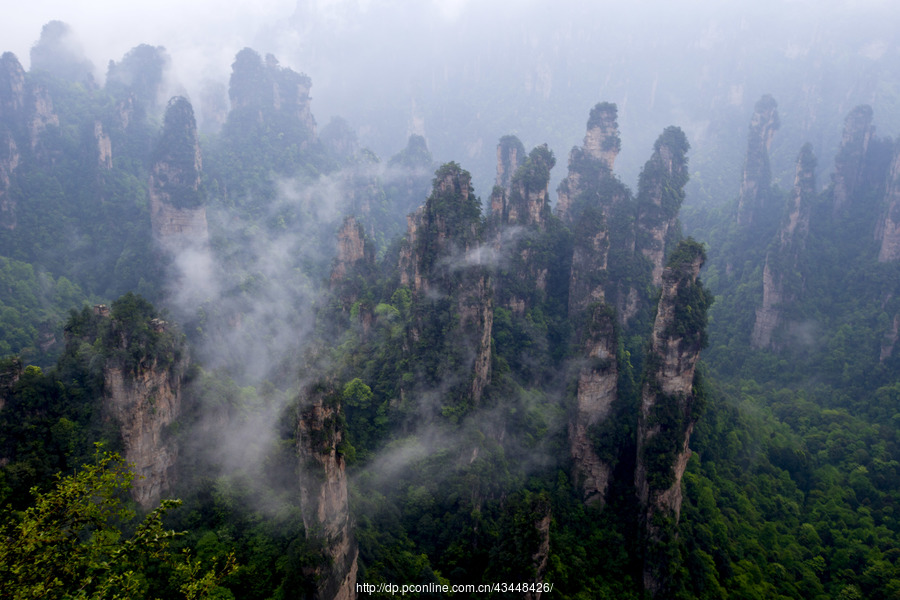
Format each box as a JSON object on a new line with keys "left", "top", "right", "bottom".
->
{"left": 1, "top": 22, "right": 900, "bottom": 600}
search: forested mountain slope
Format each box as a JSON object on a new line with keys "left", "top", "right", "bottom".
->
{"left": 0, "top": 21, "right": 899, "bottom": 600}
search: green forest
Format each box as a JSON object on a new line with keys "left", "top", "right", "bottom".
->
{"left": 1, "top": 19, "right": 900, "bottom": 600}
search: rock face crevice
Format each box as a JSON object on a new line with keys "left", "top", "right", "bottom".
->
{"left": 297, "top": 385, "right": 358, "bottom": 600}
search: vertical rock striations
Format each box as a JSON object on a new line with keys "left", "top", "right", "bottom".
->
{"left": 330, "top": 216, "right": 376, "bottom": 328}
{"left": 95, "top": 300, "right": 188, "bottom": 508}
{"left": 297, "top": 385, "right": 358, "bottom": 600}
{"left": 0, "top": 129, "right": 19, "bottom": 229}
{"left": 752, "top": 144, "right": 816, "bottom": 348}
{"left": 635, "top": 127, "right": 691, "bottom": 287}
{"left": 331, "top": 215, "right": 374, "bottom": 288}
{"left": 94, "top": 121, "right": 112, "bottom": 169}
{"left": 737, "top": 95, "right": 779, "bottom": 228}
{"left": 635, "top": 240, "right": 712, "bottom": 597}
{"left": 568, "top": 304, "right": 618, "bottom": 504}
{"left": 149, "top": 96, "right": 208, "bottom": 253}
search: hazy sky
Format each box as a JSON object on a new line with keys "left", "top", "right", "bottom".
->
{"left": 4, "top": 0, "right": 899, "bottom": 203}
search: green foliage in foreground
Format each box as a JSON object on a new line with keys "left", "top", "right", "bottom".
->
{"left": 0, "top": 448, "right": 236, "bottom": 599}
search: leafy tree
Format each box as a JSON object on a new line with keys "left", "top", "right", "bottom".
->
{"left": 0, "top": 448, "right": 236, "bottom": 599}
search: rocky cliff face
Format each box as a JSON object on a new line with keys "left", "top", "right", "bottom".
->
{"left": 97, "top": 306, "right": 188, "bottom": 508}
{"left": 330, "top": 216, "right": 376, "bottom": 324}
{"left": 105, "top": 44, "right": 170, "bottom": 115}
{"left": 523, "top": 497, "right": 552, "bottom": 600}
{"left": 568, "top": 305, "right": 618, "bottom": 504}
{"left": 297, "top": 385, "right": 358, "bottom": 600}
{"left": 0, "top": 53, "right": 26, "bottom": 127}
{"left": 634, "top": 241, "right": 711, "bottom": 597}
{"left": 94, "top": 121, "right": 112, "bottom": 169}
{"left": 399, "top": 163, "right": 493, "bottom": 411}
{"left": 583, "top": 102, "right": 621, "bottom": 170}
{"left": 635, "top": 127, "right": 690, "bottom": 286}
{"left": 495, "top": 135, "right": 525, "bottom": 192}
{"left": 229, "top": 48, "right": 316, "bottom": 141}
{"left": 27, "top": 83, "right": 59, "bottom": 152}
{"left": 0, "top": 129, "right": 19, "bottom": 229}
{"left": 0, "top": 50, "right": 60, "bottom": 153}
{"left": 149, "top": 96, "right": 208, "bottom": 253}
{"left": 489, "top": 142, "right": 556, "bottom": 316}
{"left": 331, "top": 215, "right": 373, "bottom": 287}
{"left": 556, "top": 102, "right": 621, "bottom": 221}
{"left": 877, "top": 145, "right": 900, "bottom": 262}
{"left": 502, "top": 144, "right": 554, "bottom": 229}
{"left": 832, "top": 105, "right": 874, "bottom": 217}
{"left": 737, "top": 95, "right": 779, "bottom": 228}
{"left": 752, "top": 144, "right": 816, "bottom": 348}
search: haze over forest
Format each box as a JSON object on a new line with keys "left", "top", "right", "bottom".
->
{"left": 2, "top": 1, "right": 900, "bottom": 598}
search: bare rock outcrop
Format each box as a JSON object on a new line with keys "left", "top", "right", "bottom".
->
{"left": 737, "top": 95, "right": 779, "bottom": 228}
{"left": 556, "top": 102, "right": 621, "bottom": 221}
{"left": 297, "top": 385, "right": 358, "bottom": 600}
{"left": 149, "top": 96, "right": 208, "bottom": 253}
{"left": 96, "top": 303, "right": 188, "bottom": 508}
{"left": 103, "top": 350, "right": 186, "bottom": 508}
{"left": 568, "top": 305, "right": 618, "bottom": 504}
{"left": 94, "top": 121, "right": 112, "bottom": 169}
{"left": 331, "top": 215, "right": 374, "bottom": 287}
{"left": 752, "top": 144, "right": 816, "bottom": 348}
{"left": 635, "top": 127, "right": 691, "bottom": 286}
{"left": 877, "top": 144, "right": 900, "bottom": 262}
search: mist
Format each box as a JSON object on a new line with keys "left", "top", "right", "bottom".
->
{"left": 5, "top": 0, "right": 900, "bottom": 207}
